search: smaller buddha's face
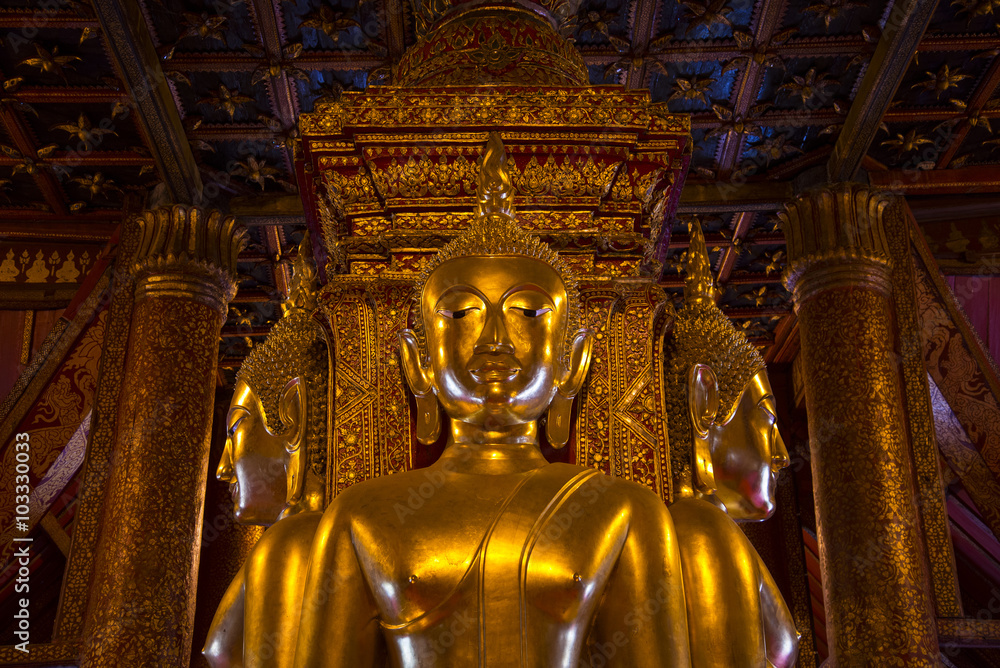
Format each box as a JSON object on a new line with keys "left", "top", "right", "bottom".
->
{"left": 709, "top": 370, "right": 790, "bottom": 520}
{"left": 421, "top": 256, "right": 569, "bottom": 428}
{"left": 216, "top": 380, "right": 288, "bottom": 525}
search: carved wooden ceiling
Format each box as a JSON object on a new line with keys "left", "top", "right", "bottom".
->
{"left": 0, "top": 0, "right": 998, "bottom": 379}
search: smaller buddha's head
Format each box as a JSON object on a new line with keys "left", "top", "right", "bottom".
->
{"left": 666, "top": 221, "right": 789, "bottom": 520}
{"left": 217, "top": 235, "right": 328, "bottom": 525}
{"left": 399, "top": 133, "right": 592, "bottom": 446}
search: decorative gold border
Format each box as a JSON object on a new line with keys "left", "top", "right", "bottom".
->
{"left": 886, "top": 201, "right": 963, "bottom": 618}
{"left": 19, "top": 310, "right": 33, "bottom": 365}
{"left": 53, "top": 225, "right": 140, "bottom": 639}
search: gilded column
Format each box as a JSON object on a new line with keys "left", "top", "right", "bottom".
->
{"left": 80, "top": 205, "right": 246, "bottom": 667}
{"left": 780, "top": 184, "right": 939, "bottom": 665}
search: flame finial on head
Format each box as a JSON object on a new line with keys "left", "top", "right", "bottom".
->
{"left": 284, "top": 231, "right": 319, "bottom": 315}
{"left": 476, "top": 131, "right": 515, "bottom": 221}
{"left": 685, "top": 218, "right": 716, "bottom": 307}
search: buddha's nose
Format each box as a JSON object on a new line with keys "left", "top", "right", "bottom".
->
{"left": 474, "top": 307, "right": 514, "bottom": 355}
{"left": 217, "top": 441, "right": 235, "bottom": 482}
{"left": 771, "top": 426, "right": 790, "bottom": 472}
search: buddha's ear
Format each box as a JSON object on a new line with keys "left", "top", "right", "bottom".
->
{"left": 399, "top": 329, "right": 441, "bottom": 445}
{"left": 559, "top": 330, "right": 594, "bottom": 398}
{"left": 278, "top": 378, "right": 307, "bottom": 505}
{"left": 687, "top": 364, "right": 718, "bottom": 496}
{"left": 399, "top": 329, "right": 432, "bottom": 395}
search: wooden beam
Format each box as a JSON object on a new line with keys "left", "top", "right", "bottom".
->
{"left": 264, "top": 225, "right": 289, "bottom": 298}
{"left": 667, "top": 231, "right": 785, "bottom": 249}
{"left": 827, "top": 0, "right": 939, "bottom": 182}
{"left": 869, "top": 165, "right": 1000, "bottom": 194}
{"left": 247, "top": 0, "right": 298, "bottom": 175}
{"left": 717, "top": 211, "right": 756, "bottom": 283}
{"left": 0, "top": 151, "right": 156, "bottom": 168}
{"left": 678, "top": 180, "right": 793, "bottom": 213}
{"left": 715, "top": 0, "right": 788, "bottom": 179}
{"left": 661, "top": 271, "right": 783, "bottom": 287}
{"left": 91, "top": 0, "right": 202, "bottom": 204}
{"left": 40, "top": 512, "right": 72, "bottom": 557}
{"left": 0, "top": 221, "right": 118, "bottom": 243}
{"left": 0, "top": 11, "right": 99, "bottom": 29}
{"left": 582, "top": 32, "right": 1000, "bottom": 67}
{"left": 624, "top": 0, "right": 661, "bottom": 89}
{"left": 167, "top": 51, "right": 384, "bottom": 72}
{"left": 383, "top": 0, "right": 407, "bottom": 62}
{"left": 13, "top": 87, "right": 126, "bottom": 105}
{"left": 765, "top": 314, "right": 799, "bottom": 365}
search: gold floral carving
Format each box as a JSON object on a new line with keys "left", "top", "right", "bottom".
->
{"left": 0, "top": 310, "right": 105, "bottom": 560}
{"left": 301, "top": 88, "right": 688, "bottom": 284}
{"left": 132, "top": 205, "right": 247, "bottom": 314}
{"left": 81, "top": 297, "right": 226, "bottom": 665}
{"left": 929, "top": 378, "right": 1000, "bottom": 541}
{"left": 574, "top": 283, "right": 674, "bottom": 502}
{"left": 912, "top": 235, "right": 1000, "bottom": 480}
{"left": 0, "top": 641, "right": 80, "bottom": 663}
{"left": 0, "top": 246, "right": 95, "bottom": 284}
{"left": 300, "top": 89, "right": 689, "bottom": 136}
{"left": 392, "top": 8, "right": 589, "bottom": 87}
{"left": 320, "top": 278, "right": 413, "bottom": 498}
{"left": 796, "top": 286, "right": 940, "bottom": 664}
{"left": 780, "top": 184, "right": 893, "bottom": 296}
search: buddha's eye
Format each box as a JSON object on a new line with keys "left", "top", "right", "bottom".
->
{"left": 227, "top": 416, "right": 245, "bottom": 437}
{"left": 438, "top": 307, "right": 480, "bottom": 320}
{"left": 510, "top": 307, "right": 552, "bottom": 318}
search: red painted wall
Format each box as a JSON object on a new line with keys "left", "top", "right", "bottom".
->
{"left": 946, "top": 275, "right": 1000, "bottom": 369}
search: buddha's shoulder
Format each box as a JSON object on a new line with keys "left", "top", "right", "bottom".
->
{"left": 260, "top": 510, "right": 324, "bottom": 541}
{"left": 318, "top": 467, "right": 440, "bottom": 517}
{"left": 549, "top": 464, "right": 672, "bottom": 518}
{"left": 248, "top": 511, "right": 324, "bottom": 566}
{"left": 669, "top": 497, "right": 748, "bottom": 537}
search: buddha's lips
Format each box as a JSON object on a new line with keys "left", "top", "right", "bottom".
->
{"left": 469, "top": 360, "right": 521, "bottom": 383}
{"left": 229, "top": 481, "right": 239, "bottom": 503}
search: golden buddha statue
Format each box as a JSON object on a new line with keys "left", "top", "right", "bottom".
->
{"left": 664, "top": 220, "right": 799, "bottom": 667}
{"left": 204, "top": 234, "right": 330, "bottom": 668}
{"left": 292, "top": 133, "right": 691, "bottom": 667}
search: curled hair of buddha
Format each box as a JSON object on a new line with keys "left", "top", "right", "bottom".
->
{"left": 665, "top": 219, "right": 765, "bottom": 490}
{"left": 411, "top": 132, "right": 582, "bottom": 358}
{"left": 237, "top": 233, "right": 328, "bottom": 476}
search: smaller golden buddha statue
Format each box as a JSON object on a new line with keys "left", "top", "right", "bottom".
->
{"left": 292, "top": 134, "right": 691, "bottom": 667}
{"left": 665, "top": 220, "right": 798, "bottom": 667}
{"left": 204, "top": 234, "right": 329, "bottom": 668}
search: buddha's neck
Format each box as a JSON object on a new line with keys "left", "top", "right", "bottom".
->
{"left": 437, "top": 421, "right": 549, "bottom": 475}
{"left": 277, "top": 474, "right": 325, "bottom": 519}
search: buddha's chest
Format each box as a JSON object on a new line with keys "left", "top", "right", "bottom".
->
{"left": 357, "top": 490, "right": 625, "bottom": 631}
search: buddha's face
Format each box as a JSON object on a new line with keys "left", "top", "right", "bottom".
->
{"left": 216, "top": 380, "right": 288, "bottom": 525}
{"left": 421, "top": 256, "right": 569, "bottom": 429}
{"left": 709, "top": 370, "right": 789, "bottom": 520}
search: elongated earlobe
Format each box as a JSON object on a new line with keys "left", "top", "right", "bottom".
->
{"left": 278, "top": 378, "right": 307, "bottom": 506}
{"left": 399, "top": 329, "right": 441, "bottom": 445}
{"left": 414, "top": 394, "right": 442, "bottom": 445}
{"left": 547, "top": 331, "right": 594, "bottom": 448}
{"left": 687, "top": 364, "right": 719, "bottom": 496}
